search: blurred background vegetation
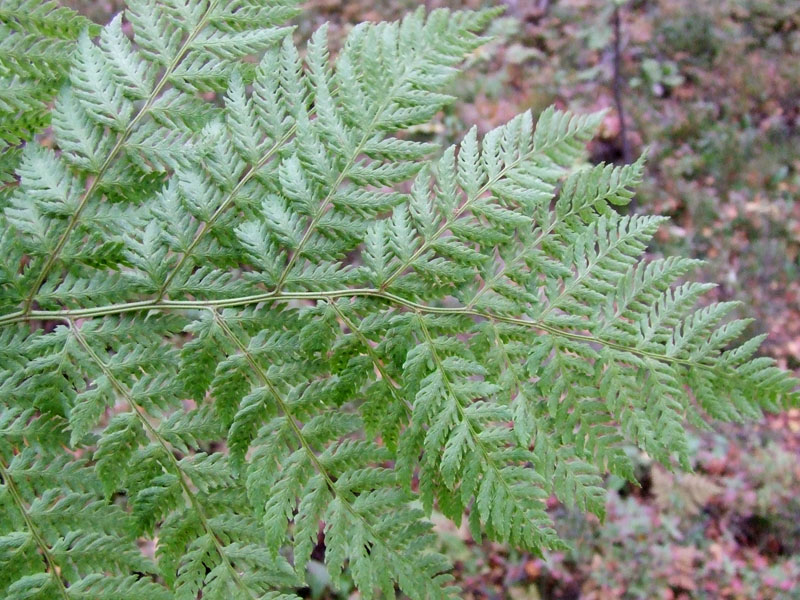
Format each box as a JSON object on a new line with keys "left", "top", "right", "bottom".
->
{"left": 62, "top": 1, "right": 800, "bottom": 597}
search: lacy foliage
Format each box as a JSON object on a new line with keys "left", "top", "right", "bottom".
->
{"left": 0, "top": 1, "right": 797, "bottom": 599}
{"left": 0, "top": 1, "right": 99, "bottom": 193}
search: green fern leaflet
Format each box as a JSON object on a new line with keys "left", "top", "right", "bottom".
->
{"left": 0, "top": 1, "right": 797, "bottom": 599}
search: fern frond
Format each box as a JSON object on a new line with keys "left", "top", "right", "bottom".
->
{"left": 1, "top": 2, "right": 798, "bottom": 599}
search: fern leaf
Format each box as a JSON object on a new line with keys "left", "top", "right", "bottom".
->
{"left": 0, "top": 3, "right": 797, "bottom": 599}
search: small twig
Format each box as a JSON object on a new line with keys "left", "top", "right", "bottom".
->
{"left": 611, "top": 3, "right": 632, "bottom": 165}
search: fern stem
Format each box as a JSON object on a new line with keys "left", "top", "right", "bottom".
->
{"left": 1, "top": 287, "right": 713, "bottom": 370}
{"left": 0, "top": 457, "right": 71, "bottom": 600}
{"left": 68, "top": 320, "right": 258, "bottom": 600}
{"left": 22, "top": 0, "right": 220, "bottom": 315}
